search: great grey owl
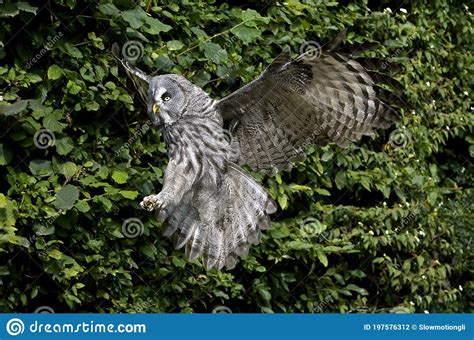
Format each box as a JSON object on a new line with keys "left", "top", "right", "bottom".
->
{"left": 113, "top": 32, "right": 402, "bottom": 270}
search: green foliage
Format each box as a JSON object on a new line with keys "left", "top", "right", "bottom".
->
{"left": 0, "top": 0, "right": 472, "bottom": 313}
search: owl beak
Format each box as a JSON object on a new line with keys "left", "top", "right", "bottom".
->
{"left": 152, "top": 103, "right": 160, "bottom": 114}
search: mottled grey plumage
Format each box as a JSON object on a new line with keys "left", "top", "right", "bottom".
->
{"left": 113, "top": 33, "right": 402, "bottom": 270}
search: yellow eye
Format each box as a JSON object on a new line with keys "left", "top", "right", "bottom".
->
{"left": 161, "top": 92, "right": 171, "bottom": 102}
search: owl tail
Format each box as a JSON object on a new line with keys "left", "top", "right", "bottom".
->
{"left": 206, "top": 163, "right": 277, "bottom": 270}
{"left": 162, "top": 162, "right": 276, "bottom": 271}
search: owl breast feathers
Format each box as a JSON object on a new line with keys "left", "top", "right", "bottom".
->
{"left": 114, "top": 30, "right": 404, "bottom": 270}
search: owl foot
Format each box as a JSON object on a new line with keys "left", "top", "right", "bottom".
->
{"left": 140, "top": 194, "right": 165, "bottom": 212}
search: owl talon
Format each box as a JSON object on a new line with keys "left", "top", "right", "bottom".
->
{"left": 140, "top": 194, "right": 164, "bottom": 211}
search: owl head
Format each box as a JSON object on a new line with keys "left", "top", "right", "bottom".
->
{"left": 113, "top": 45, "right": 213, "bottom": 126}
{"left": 146, "top": 75, "right": 191, "bottom": 126}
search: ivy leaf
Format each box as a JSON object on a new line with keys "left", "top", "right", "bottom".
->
{"left": 166, "top": 40, "right": 184, "bottom": 51}
{"left": 29, "top": 160, "right": 53, "bottom": 177}
{"left": 321, "top": 152, "right": 333, "bottom": 162}
{"left": 47, "top": 64, "right": 63, "bottom": 80}
{"left": 270, "top": 225, "right": 290, "bottom": 239}
{"left": 199, "top": 42, "right": 228, "bottom": 64}
{"left": 59, "top": 161, "right": 78, "bottom": 179}
{"left": 36, "top": 226, "right": 54, "bottom": 236}
{"left": 287, "top": 240, "right": 312, "bottom": 250}
{"left": 258, "top": 288, "right": 272, "bottom": 301}
{"left": 143, "top": 17, "right": 172, "bottom": 35}
{"left": 190, "top": 27, "right": 208, "bottom": 39}
{"left": 121, "top": 7, "right": 171, "bottom": 34}
{"left": 172, "top": 257, "right": 186, "bottom": 268}
{"left": 66, "top": 80, "right": 82, "bottom": 94}
{"left": 97, "top": 3, "right": 120, "bottom": 17}
{"left": 62, "top": 42, "right": 83, "bottom": 58}
{"left": 63, "top": 266, "right": 83, "bottom": 279}
{"left": 240, "top": 9, "right": 269, "bottom": 26}
{"left": 231, "top": 25, "right": 261, "bottom": 44}
{"left": 112, "top": 170, "right": 129, "bottom": 184}
{"left": 55, "top": 136, "right": 75, "bottom": 156}
{"left": 54, "top": 184, "right": 80, "bottom": 210}
{"left": 315, "top": 188, "right": 331, "bottom": 196}
{"left": 43, "top": 109, "right": 67, "bottom": 132}
{"left": 0, "top": 144, "right": 12, "bottom": 165}
{"left": 119, "top": 190, "right": 138, "bottom": 199}
{"left": 335, "top": 171, "right": 346, "bottom": 189}
{"left": 16, "top": 2, "right": 37, "bottom": 15}
{"left": 47, "top": 249, "right": 63, "bottom": 260}
{"left": 74, "top": 200, "right": 90, "bottom": 213}
{"left": 417, "top": 256, "right": 425, "bottom": 268}
{"left": 277, "top": 194, "right": 288, "bottom": 210}
{"left": 0, "top": 194, "right": 17, "bottom": 227}
{"left": 360, "top": 177, "right": 371, "bottom": 191}
{"left": 0, "top": 2, "right": 38, "bottom": 17}
{"left": 192, "top": 70, "right": 211, "bottom": 87}
{"left": 85, "top": 101, "right": 100, "bottom": 111}
{"left": 346, "top": 284, "right": 369, "bottom": 296}
{"left": 0, "top": 100, "right": 29, "bottom": 116}
{"left": 317, "top": 252, "right": 328, "bottom": 267}
{"left": 121, "top": 9, "right": 142, "bottom": 28}
{"left": 140, "top": 244, "right": 157, "bottom": 259}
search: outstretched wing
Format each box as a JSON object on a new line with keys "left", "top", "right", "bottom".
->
{"left": 216, "top": 33, "right": 404, "bottom": 174}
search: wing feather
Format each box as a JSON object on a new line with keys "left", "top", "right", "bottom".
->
{"left": 216, "top": 32, "right": 404, "bottom": 173}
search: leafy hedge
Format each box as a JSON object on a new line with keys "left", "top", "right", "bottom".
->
{"left": 0, "top": 0, "right": 472, "bottom": 313}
